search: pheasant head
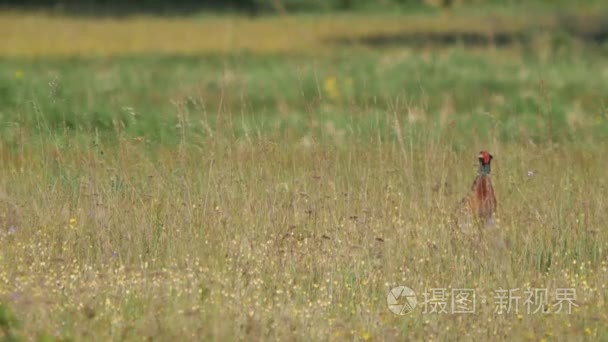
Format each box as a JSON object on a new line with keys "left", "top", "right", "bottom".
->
{"left": 478, "top": 150, "right": 493, "bottom": 175}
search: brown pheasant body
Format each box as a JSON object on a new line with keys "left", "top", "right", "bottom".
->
{"left": 454, "top": 151, "right": 497, "bottom": 228}
{"left": 469, "top": 174, "right": 496, "bottom": 224}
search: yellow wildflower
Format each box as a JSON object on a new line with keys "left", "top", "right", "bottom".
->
{"left": 323, "top": 75, "right": 339, "bottom": 101}
{"left": 360, "top": 330, "right": 372, "bottom": 341}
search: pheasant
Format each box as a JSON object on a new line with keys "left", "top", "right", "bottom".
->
{"left": 470, "top": 151, "right": 496, "bottom": 224}
{"left": 455, "top": 151, "right": 497, "bottom": 228}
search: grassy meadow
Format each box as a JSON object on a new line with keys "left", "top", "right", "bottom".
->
{"left": 0, "top": 4, "right": 608, "bottom": 341}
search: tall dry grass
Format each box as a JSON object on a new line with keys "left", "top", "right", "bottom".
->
{"left": 0, "top": 110, "right": 606, "bottom": 339}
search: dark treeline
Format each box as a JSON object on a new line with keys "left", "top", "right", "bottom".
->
{"left": 0, "top": 0, "right": 258, "bottom": 15}
{"left": 0, "top": 0, "right": 577, "bottom": 16}
{"left": 0, "top": 0, "right": 462, "bottom": 16}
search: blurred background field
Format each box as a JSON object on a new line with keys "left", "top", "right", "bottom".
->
{"left": 0, "top": 0, "right": 607, "bottom": 340}
{"left": 1, "top": 1, "right": 608, "bottom": 146}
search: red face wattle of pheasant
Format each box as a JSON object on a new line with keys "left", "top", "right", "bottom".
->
{"left": 478, "top": 151, "right": 493, "bottom": 175}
